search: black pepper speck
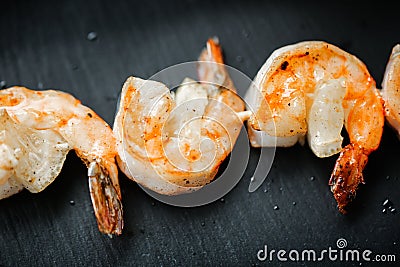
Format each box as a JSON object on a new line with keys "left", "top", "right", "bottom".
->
{"left": 280, "top": 61, "right": 289, "bottom": 70}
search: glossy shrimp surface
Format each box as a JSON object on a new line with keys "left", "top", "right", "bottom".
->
{"left": 382, "top": 44, "right": 400, "bottom": 135}
{"left": 0, "top": 87, "right": 123, "bottom": 235}
{"left": 114, "top": 39, "right": 245, "bottom": 195}
{"left": 245, "top": 41, "right": 384, "bottom": 212}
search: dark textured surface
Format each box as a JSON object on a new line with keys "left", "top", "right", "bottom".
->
{"left": 0, "top": 0, "right": 399, "bottom": 266}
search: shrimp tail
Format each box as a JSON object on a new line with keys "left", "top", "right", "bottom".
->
{"left": 88, "top": 162, "right": 123, "bottom": 235}
{"left": 203, "top": 37, "right": 224, "bottom": 64}
{"left": 329, "top": 144, "right": 369, "bottom": 213}
{"left": 197, "top": 37, "right": 226, "bottom": 90}
{"left": 197, "top": 37, "right": 245, "bottom": 113}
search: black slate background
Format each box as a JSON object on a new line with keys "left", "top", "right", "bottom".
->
{"left": 0, "top": 0, "right": 399, "bottom": 266}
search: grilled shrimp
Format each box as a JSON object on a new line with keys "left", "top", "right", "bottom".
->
{"left": 245, "top": 41, "right": 384, "bottom": 212}
{"left": 0, "top": 87, "right": 123, "bottom": 235}
{"left": 114, "top": 38, "right": 247, "bottom": 195}
{"left": 382, "top": 44, "right": 400, "bottom": 135}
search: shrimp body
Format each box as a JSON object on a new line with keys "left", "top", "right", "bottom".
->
{"left": 245, "top": 41, "right": 384, "bottom": 212}
{"left": 382, "top": 44, "right": 400, "bottom": 135}
{"left": 114, "top": 39, "right": 245, "bottom": 195}
{"left": 0, "top": 87, "right": 123, "bottom": 235}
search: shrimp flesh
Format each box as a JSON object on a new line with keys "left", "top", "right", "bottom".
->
{"left": 382, "top": 44, "right": 400, "bottom": 136}
{"left": 245, "top": 41, "right": 384, "bottom": 212}
{"left": 113, "top": 38, "right": 246, "bottom": 195}
{"left": 0, "top": 87, "right": 123, "bottom": 235}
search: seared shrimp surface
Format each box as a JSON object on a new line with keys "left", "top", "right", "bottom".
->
{"left": 114, "top": 39, "right": 246, "bottom": 195}
{"left": 0, "top": 87, "right": 123, "bottom": 235}
{"left": 382, "top": 44, "right": 400, "bottom": 135}
{"left": 245, "top": 41, "right": 384, "bottom": 212}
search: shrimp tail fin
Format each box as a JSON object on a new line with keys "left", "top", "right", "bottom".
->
{"left": 329, "top": 144, "right": 368, "bottom": 213}
{"left": 88, "top": 162, "right": 123, "bottom": 235}
{"left": 197, "top": 37, "right": 226, "bottom": 92}
{"left": 197, "top": 37, "right": 223, "bottom": 65}
{"left": 197, "top": 37, "right": 245, "bottom": 113}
